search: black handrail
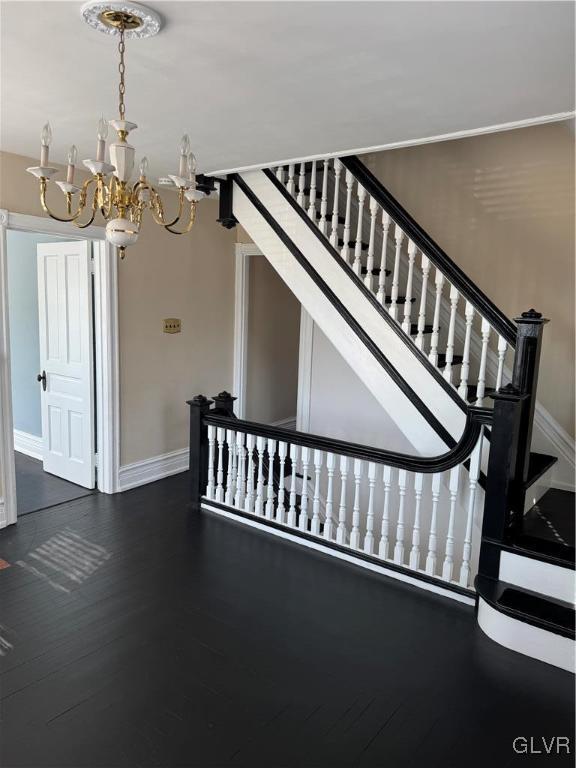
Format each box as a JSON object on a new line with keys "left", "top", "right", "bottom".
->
{"left": 340, "top": 155, "right": 518, "bottom": 348}
{"left": 204, "top": 407, "right": 492, "bottom": 474}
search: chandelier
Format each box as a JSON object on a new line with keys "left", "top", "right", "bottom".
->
{"left": 26, "top": 2, "right": 205, "bottom": 258}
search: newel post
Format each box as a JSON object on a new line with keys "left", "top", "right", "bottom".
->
{"left": 478, "top": 384, "right": 528, "bottom": 579}
{"left": 211, "top": 391, "right": 237, "bottom": 418}
{"left": 512, "top": 309, "right": 549, "bottom": 484}
{"left": 187, "top": 395, "right": 213, "bottom": 510}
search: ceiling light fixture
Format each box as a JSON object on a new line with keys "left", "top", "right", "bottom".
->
{"left": 27, "top": 1, "right": 205, "bottom": 258}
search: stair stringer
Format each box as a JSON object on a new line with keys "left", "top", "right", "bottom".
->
{"left": 234, "top": 170, "right": 467, "bottom": 455}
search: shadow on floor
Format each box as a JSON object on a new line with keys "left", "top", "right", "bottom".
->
{"left": 15, "top": 451, "right": 95, "bottom": 516}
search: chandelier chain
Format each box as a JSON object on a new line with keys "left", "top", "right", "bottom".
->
{"left": 118, "top": 23, "right": 126, "bottom": 120}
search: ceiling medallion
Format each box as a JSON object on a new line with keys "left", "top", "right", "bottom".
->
{"left": 27, "top": 2, "right": 204, "bottom": 259}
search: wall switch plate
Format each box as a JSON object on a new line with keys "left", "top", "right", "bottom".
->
{"left": 163, "top": 318, "right": 181, "bottom": 334}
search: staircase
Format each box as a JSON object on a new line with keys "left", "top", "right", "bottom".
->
{"left": 190, "top": 153, "right": 574, "bottom": 673}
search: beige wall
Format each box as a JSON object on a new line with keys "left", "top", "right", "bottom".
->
{"left": 0, "top": 151, "right": 236, "bottom": 465}
{"left": 245, "top": 256, "right": 300, "bottom": 424}
{"left": 365, "top": 121, "right": 575, "bottom": 437}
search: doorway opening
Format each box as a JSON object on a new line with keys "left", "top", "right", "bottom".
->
{"left": 0, "top": 210, "right": 120, "bottom": 528}
{"left": 6, "top": 231, "right": 97, "bottom": 516}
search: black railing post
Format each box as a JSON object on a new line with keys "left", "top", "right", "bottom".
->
{"left": 187, "top": 395, "right": 213, "bottom": 510}
{"left": 211, "top": 391, "right": 237, "bottom": 417}
{"left": 512, "top": 309, "right": 549, "bottom": 485}
{"left": 217, "top": 177, "right": 238, "bottom": 229}
{"left": 478, "top": 384, "right": 528, "bottom": 579}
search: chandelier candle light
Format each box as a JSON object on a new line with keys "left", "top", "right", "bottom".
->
{"left": 27, "top": 2, "right": 204, "bottom": 258}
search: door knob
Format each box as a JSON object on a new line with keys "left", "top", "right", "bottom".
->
{"left": 37, "top": 371, "right": 47, "bottom": 391}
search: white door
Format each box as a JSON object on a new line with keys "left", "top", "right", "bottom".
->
{"left": 37, "top": 240, "right": 95, "bottom": 488}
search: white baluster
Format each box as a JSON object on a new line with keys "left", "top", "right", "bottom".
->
{"left": 323, "top": 452, "right": 336, "bottom": 540}
{"left": 287, "top": 443, "right": 298, "bottom": 527}
{"left": 265, "top": 438, "right": 276, "bottom": 519}
{"left": 476, "top": 318, "right": 491, "bottom": 405}
{"left": 297, "top": 162, "right": 306, "bottom": 207}
{"left": 394, "top": 469, "right": 407, "bottom": 563}
{"left": 378, "top": 465, "right": 392, "bottom": 559}
{"left": 389, "top": 224, "right": 404, "bottom": 321}
{"left": 276, "top": 165, "right": 285, "bottom": 183}
{"left": 352, "top": 183, "right": 366, "bottom": 276}
{"left": 206, "top": 424, "right": 216, "bottom": 500}
{"left": 329, "top": 159, "right": 342, "bottom": 248}
{"left": 415, "top": 254, "right": 430, "bottom": 350}
{"left": 224, "top": 428, "right": 236, "bottom": 505}
{"left": 276, "top": 441, "right": 287, "bottom": 524}
{"left": 459, "top": 433, "right": 484, "bottom": 586}
{"left": 311, "top": 449, "right": 323, "bottom": 535}
{"left": 428, "top": 268, "right": 445, "bottom": 366}
{"left": 376, "top": 211, "right": 391, "bottom": 305}
{"left": 409, "top": 473, "right": 424, "bottom": 570}
{"left": 401, "top": 239, "right": 417, "bottom": 334}
{"left": 215, "top": 427, "right": 225, "bottom": 503}
{"left": 364, "top": 462, "right": 376, "bottom": 554}
{"left": 244, "top": 433, "right": 256, "bottom": 513}
{"left": 442, "top": 466, "right": 461, "bottom": 582}
{"left": 254, "top": 436, "right": 266, "bottom": 516}
{"left": 307, "top": 161, "right": 317, "bottom": 220}
{"left": 425, "top": 473, "right": 441, "bottom": 575}
{"left": 287, "top": 164, "right": 295, "bottom": 196}
{"left": 234, "top": 431, "right": 246, "bottom": 509}
{"left": 299, "top": 446, "right": 310, "bottom": 531}
{"left": 318, "top": 159, "right": 329, "bottom": 235}
{"left": 458, "top": 301, "right": 475, "bottom": 400}
{"left": 341, "top": 170, "right": 354, "bottom": 264}
{"left": 336, "top": 456, "right": 349, "bottom": 545}
{"left": 496, "top": 335, "right": 508, "bottom": 392}
{"left": 364, "top": 197, "right": 378, "bottom": 291}
{"left": 443, "top": 285, "right": 460, "bottom": 383}
{"left": 350, "top": 459, "right": 362, "bottom": 550}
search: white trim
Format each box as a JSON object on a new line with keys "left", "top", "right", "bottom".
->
{"left": 477, "top": 596, "right": 575, "bottom": 673}
{"left": 13, "top": 430, "right": 42, "bottom": 461}
{"left": 207, "top": 112, "right": 575, "bottom": 177}
{"left": 271, "top": 416, "right": 297, "bottom": 430}
{"left": 118, "top": 448, "right": 189, "bottom": 492}
{"left": 233, "top": 243, "right": 261, "bottom": 418}
{"left": 499, "top": 550, "right": 575, "bottom": 606}
{"left": 202, "top": 501, "right": 475, "bottom": 606}
{"left": 0, "top": 210, "right": 120, "bottom": 527}
{"left": 296, "top": 308, "right": 314, "bottom": 432}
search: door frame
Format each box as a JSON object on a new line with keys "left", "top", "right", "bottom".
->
{"left": 0, "top": 209, "right": 120, "bottom": 527}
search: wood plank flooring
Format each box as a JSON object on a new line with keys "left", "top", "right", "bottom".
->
{"left": 14, "top": 451, "right": 94, "bottom": 516}
{"left": 0, "top": 472, "right": 573, "bottom": 767}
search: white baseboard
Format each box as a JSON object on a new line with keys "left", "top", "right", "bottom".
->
{"left": 13, "top": 429, "right": 43, "bottom": 461}
{"left": 118, "top": 448, "right": 189, "bottom": 492}
{"left": 271, "top": 415, "right": 297, "bottom": 430}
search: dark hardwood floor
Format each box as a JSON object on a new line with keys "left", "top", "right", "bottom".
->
{"left": 0, "top": 473, "right": 573, "bottom": 767}
{"left": 14, "top": 451, "right": 94, "bottom": 516}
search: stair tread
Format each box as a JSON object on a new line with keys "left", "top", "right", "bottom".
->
{"left": 517, "top": 488, "right": 575, "bottom": 565}
{"left": 316, "top": 212, "right": 345, "bottom": 225}
{"left": 337, "top": 237, "right": 369, "bottom": 251}
{"left": 436, "top": 354, "right": 464, "bottom": 369}
{"left": 524, "top": 452, "right": 558, "bottom": 490}
{"left": 465, "top": 385, "right": 496, "bottom": 403}
{"left": 384, "top": 296, "right": 416, "bottom": 305}
{"left": 476, "top": 575, "right": 575, "bottom": 639}
{"left": 361, "top": 265, "right": 391, "bottom": 277}
{"left": 410, "top": 323, "right": 433, "bottom": 336}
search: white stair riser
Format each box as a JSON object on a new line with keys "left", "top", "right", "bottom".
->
{"left": 477, "top": 597, "right": 575, "bottom": 673}
{"left": 499, "top": 550, "right": 575, "bottom": 605}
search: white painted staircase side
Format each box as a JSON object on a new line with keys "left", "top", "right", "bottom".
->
{"left": 233, "top": 170, "right": 467, "bottom": 456}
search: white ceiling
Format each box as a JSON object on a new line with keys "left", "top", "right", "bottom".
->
{"left": 1, "top": 1, "right": 574, "bottom": 178}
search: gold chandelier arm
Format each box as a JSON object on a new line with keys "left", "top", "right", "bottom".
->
{"left": 40, "top": 177, "right": 90, "bottom": 223}
{"left": 145, "top": 185, "right": 185, "bottom": 228}
{"left": 99, "top": 175, "right": 116, "bottom": 219}
{"left": 164, "top": 200, "right": 196, "bottom": 235}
